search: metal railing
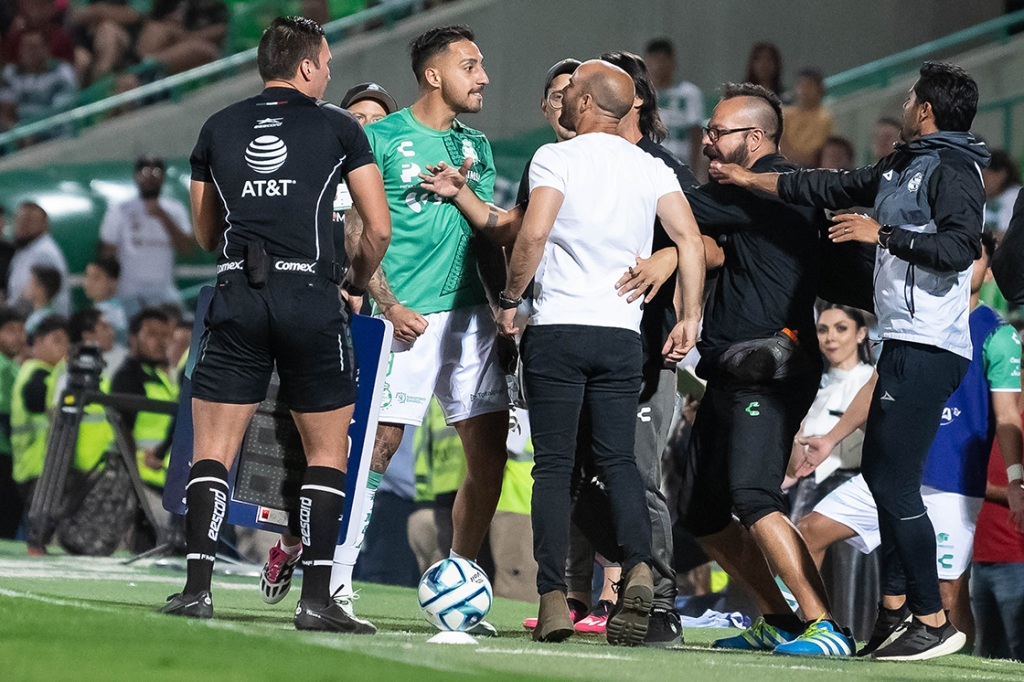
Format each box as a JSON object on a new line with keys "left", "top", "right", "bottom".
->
{"left": 0, "top": 0, "right": 427, "bottom": 153}
{"left": 824, "top": 9, "right": 1024, "bottom": 98}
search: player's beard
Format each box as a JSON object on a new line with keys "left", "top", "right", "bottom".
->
{"left": 443, "top": 84, "right": 484, "bottom": 114}
{"left": 703, "top": 141, "right": 750, "bottom": 167}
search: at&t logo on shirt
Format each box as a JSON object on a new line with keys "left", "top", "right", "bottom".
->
{"left": 242, "top": 135, "right": 297, "bottom": 197}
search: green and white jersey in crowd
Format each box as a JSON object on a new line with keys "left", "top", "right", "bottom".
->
{"left": 364, "top": 107, "right": 495, "bottom": 315}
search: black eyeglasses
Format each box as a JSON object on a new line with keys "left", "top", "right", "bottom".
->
{"left": 701, "top": 126, "right": 760, "bottom": 142}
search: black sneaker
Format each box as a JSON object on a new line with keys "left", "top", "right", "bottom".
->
{"left": 294, "top": 599, "right": 377, "bottom": 634}
{"left": 870, "top": 618, "right": 966, "bottom": 661}
{"left": 856, "top": 603, "right": 910, "bottom": 657}
{"left": 643, "top": 609, "right": 683, "bottom": 648}
{"left": 160, "top": 591, "right": 213, "bottom": 619}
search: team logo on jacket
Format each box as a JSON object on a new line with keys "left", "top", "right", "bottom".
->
{"left": 907, "top": 171, "right": 923, "bottom": 192}
{"left": 245, "top": 135, "right": 288, "bottom": 174}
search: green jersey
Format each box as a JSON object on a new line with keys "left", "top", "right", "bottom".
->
{"left": 365, "top": 108, "right": 495, "bottom": 315}
{"left": 0, "top": 353, "right": 18, "bottom": 456}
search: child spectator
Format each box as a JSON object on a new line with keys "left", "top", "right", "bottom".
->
{"left": 83, "top": 255, "right": 128, "bottom": 347}
{"left": 10, "top": 314, "right": 69, "bottom": 554}
{"left": 22, "top": 264, "right": 61, "bottom": 335}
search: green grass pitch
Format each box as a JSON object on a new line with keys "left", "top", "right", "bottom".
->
{"left": 0, "top": 541, "right": 1020, "bottom": 681}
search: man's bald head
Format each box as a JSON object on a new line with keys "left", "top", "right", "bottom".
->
{"left": 573, "top": 59, "right": 636, "bottom": 119}
{"left": 720, "top": 82, "right": 783, "bottom": 144}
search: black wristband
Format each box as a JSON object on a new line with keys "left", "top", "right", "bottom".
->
{"left": 341, "top": 279, "right": 365, "bottom": 297}
{"left": 498, "top": 291, "right": 522, "bottom": 310}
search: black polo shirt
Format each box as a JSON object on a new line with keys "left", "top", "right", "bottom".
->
{"left": 190, "top": 86, "right": 374, "bottom": 263}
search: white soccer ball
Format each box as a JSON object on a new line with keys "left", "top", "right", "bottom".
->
{"left": 418, "top": 557, "right": 493, "bottom": 632}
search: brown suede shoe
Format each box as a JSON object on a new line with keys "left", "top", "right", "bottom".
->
{"left": 533, "top": 590, "right": 575, "bottom": 643}
{"left": 606, "top": 562, "right": 654, "bottom": 646}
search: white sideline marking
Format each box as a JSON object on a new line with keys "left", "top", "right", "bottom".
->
{"left": 476, "top": 647, "right": 632, "bottom": 661}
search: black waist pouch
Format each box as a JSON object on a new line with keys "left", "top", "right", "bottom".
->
{"left": 717, "top": 331, "right": 815, "bottom": 384}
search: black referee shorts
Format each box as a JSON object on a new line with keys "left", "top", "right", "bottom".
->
{"left": 191, "top": 271, "right": 357, "bottom": 412}
{"left": 680, "top": 368, "right": 818, "bottom": 537}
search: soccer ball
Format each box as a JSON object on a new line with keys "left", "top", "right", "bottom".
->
{"left": 417, "top": 557, "right": 493, "bottom": 631}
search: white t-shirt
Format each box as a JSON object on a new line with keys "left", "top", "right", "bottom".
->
{"left": 99, "top": 196, "right": 191, "bottom": 299}
{"left": 527, "top": 132, "right": 682, "bottom": 332}
{"left": 7, "top": 233, "right": 70, "bottom": 314}
{"left": 800, "top": 362, "right": 874, "bottom": 483}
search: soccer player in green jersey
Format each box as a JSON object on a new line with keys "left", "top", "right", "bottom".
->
{"left": 336, "top": 26, "right": 509, "bottom": 634}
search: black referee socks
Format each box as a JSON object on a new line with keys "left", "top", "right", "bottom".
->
{"left": 183, "top": 459, "right": 230, "bottom": 595}
{"left": 298, "top": 466, "right": 347, "bottom": 605}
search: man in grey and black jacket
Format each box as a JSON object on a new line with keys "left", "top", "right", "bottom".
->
{"left": 711, "top": 61, "right": 988, "bottom": 662}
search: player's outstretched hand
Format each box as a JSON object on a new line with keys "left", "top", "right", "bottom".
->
{"left": 419, "top": 158, "right": 473, "bottom": 198}
{"left": 384, "top": 304, "right": 428, "bottom": 344}
{"left": 616, "top": 251, "right": 677, "bottom": 303}
{"left": 829, "top": 213, "right": 880, "bottom": 244}
{"left": 708, "top": 161, "right": 751, "bottom": 186}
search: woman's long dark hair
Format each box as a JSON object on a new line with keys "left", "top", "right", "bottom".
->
{"left": 819, "top": 303, "right": 873, "bottom": 366}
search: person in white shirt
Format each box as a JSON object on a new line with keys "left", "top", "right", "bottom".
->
{"left": 6, "top": 202, "right": 69, "bottom": 315}
{"left": 496, "top": 59, "right": 705, "bottom": 645}
{"left": 785, "top": 304, "right": 875, "bottom": 519}
{"left": 99, "top": 156, "right": 192, "bottom": 317}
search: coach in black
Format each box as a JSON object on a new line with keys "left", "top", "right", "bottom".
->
{"left": 159, "top": 17, "right": 391, "bottom": 633}
{"left": 676, "top": 83, "right": 857, "bottom": 657}
{"left": 714, "top": 62, "right": 987, "bottom": 661}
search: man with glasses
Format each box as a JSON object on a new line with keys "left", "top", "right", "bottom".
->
{"left": 675, "top": 83, "right": 856, "bottom": 657}
{"left": 99, "top": 156, "right": 193, "bottom": 317}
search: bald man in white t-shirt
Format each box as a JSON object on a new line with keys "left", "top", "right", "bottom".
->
{"left": 495, "top": 60, "right": 705, "bottom": 646}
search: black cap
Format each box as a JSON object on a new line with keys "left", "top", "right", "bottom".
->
{"left": 340, "top": 82, "right": 397, "bottom": 115}
{"left": 135, "top": 155, "right": 165, "bottom": 171}
{"left": 543, "top": 58, "right": 581, "bottom": 97}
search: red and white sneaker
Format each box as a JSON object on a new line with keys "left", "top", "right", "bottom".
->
{"left": 575, "top": 600, "right": 613, "bottom": 635}
{"left": 523, "top": 597, "right": 589, "bottom": 630}
{"left": 260, "top": 541, "right": 301, "bottom": 604}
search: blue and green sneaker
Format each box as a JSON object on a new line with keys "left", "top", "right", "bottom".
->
{"left": 711, "top": 616, "right": 799, "bottom": 651}
{"left": 773, "top": 618, "right": 856, "bottom": 657}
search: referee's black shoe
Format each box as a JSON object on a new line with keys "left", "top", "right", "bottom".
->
{"left": 160, "top": 591, "right": 213, "bottom": 619}
{"left": 294, "top": 599, "right": 377, "bottom": 634}
{"left": 856, "top": 602, "right": 911, "bottom": 657}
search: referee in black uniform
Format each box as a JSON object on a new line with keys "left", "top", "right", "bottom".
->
{"left": 160, "top": 17, "right": 391, "bottom": 633}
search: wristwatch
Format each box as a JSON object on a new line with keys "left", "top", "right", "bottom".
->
{"left": 340, "top": 279, "right": 365, "bottom": 297}
{"left": 498, "top": 291, "right": 522, "bottom": 310}
{"left": 877, "top": 224, "right": 895, "bottom": 250}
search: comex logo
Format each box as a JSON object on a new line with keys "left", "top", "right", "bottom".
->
{"left": 246, "top": 135, "right": 288, "bottom": 174}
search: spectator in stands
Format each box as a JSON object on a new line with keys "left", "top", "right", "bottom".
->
{"left": 21, "top": 264, "right": 61, "bottom": 334}
{"left": 643, "top": 38, "right": 704, "bottom": 172}
{"left": 110, "top": 307, "right": 176, "bottom": 547}
{"left": 156, "top": 302, "right": 189, "bottom": 369}
{"left": 1, "top": 0, "right": 76, "bottom": 65}
{"left": 781, "top": 68, "right": 833, "bottom": 167}
{"left": 69, "top": 1, "right": 144, "bottom": 85}
{"left": 99, "top": 156, "right": 192, "bottom": 317}
{"left": 83, "top": 255, "right": 128, "bottom": 347}
{"left": 0, "top": 207, "right": 14, "bottom": 300}
{"left": 744, "top": 41, "right": 783, "bottom": 97}
{"left": 817, "top": 135, "right": 855, "bottom": 170}
{"left": 0, "top": 307, "right": 27, "bottom": 539}
{"left": 972, "top": 421, "right": 1024, "bottom": 662}
{"left": 7, "top": 202, "right": 69, "bottom": 316}
{"left": 784, "top": 304, "right": 874, "bottom": 519}
{"left": 134, "top": 0, "right": 227, "bottom": 76}
{"left": 0, "top": 28, "right": 78, "bottom": 134}
{"left": 982, "top": 149, "right": 1023, "bottom": 237}
{"left": 871, "top": 116, "right": 902, "bottom": 161}
{"left": 10, "top": 313, "right": 69, "bottom": 554}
